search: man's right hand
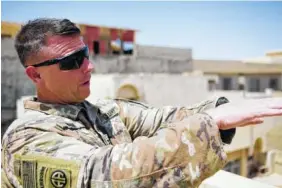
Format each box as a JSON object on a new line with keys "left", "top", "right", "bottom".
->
{"left": 206, "top": 97, "right": 282, "bottom": 130}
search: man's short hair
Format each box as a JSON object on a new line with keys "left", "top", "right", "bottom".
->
{"left": 15, "top": 18, "right": 81, "bottom": 66}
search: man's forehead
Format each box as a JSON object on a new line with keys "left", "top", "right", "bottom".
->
{"left": 44, "top": 35, "right": 84, "bottom": 55}
{"left": 29, "top": 34, "right": 84, "bottom": 64}
{"left": 45, "top": 34, "right": 82, "bottom": 46}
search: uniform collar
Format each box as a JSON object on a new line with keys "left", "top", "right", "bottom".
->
{"left": 23, "top": 97, "right": 85, "bottom": 121}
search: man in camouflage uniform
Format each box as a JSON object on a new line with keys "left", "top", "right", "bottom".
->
{"left": 2, "top": 18, "right": 282, "bottom": 188}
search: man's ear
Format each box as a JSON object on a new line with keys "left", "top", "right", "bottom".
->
{"left": 25, "top": 66, "right": 41, "bottom": 84}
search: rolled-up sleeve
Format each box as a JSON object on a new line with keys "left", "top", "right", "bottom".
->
{"left": 85, "top": 113, "right": 227, "bottom": 187}
{"left": 2, "top": 113, "right": 227, "bottom": 187}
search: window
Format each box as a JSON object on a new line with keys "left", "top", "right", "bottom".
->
{"left": 222, "top": 77, "right": 232, "bottom": 90}
{"left": 238, "top": 76, "right": 245, "bottom": 90}
{"left": 110, "top": 38, "right": 134, "bottom": 55}
{"left": 238, "top": 84, "right": 245, "bottom": 90}
{"left": 249, "top": 78, "right": 260, "bottom": 92}
{"left": 123, "top": 42, "right": 134, "bottom": 55}
{"left": 93, "top": 41, "right": 100, "bottom": 55}
{"left": 269, "top": 78, "right": 278, "bottom": 90}
{"left": 208, "top": 80, "right": 216, "bottom": 91}
{"left": 111, "top": 38, "right": 121, "bottom": 55}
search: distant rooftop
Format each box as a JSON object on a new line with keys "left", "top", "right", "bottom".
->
{"left": 193, "top": 59, "right": 282, "bottom": 74}
{"left": 265, "top": 50, "right": 282, "bottom": 57}
{"left": 78, "top": 22, "right": 138, "bottom": 32}
{"left": 1, "top": 20, "right": 138, "bottom": 38}
{"left": 242, "top": 50, "right": 282, "bottom": 64}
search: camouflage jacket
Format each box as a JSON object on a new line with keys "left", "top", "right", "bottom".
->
{"left": 2, "top": 97, "right": 233, "bottom": 188}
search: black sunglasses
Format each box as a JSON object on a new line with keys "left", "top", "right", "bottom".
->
{"left": 26, "top": 46, "right": 89, "bottom": 70}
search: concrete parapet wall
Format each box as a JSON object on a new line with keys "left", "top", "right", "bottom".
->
{"left": 93, "top": 56, "right": 192, "bottom": 73}
{"left": 135, "top": 45, "right": 192, "bottom": 61}
{"left": 93, "top": 45, "right": 193, "bottom": 73}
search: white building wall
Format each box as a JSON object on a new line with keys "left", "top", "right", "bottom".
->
{"left": 88, "top": 73, "right": 210, "bottom": 107}
{"left": 86, "top": 74, "right": 116, "bottom": 102}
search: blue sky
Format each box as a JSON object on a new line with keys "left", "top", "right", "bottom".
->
{"left": 2, "top": 1, "right": 282, "bottom": 60}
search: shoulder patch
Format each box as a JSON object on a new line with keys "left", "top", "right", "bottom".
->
{"left": 14, "top": 154, "right": 81, "bottom": 188}
{"left": 94, "top": 99, "right": 120, "bottom": 119}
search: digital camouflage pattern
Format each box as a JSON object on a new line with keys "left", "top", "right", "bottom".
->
{"left": 2, "top": 97, "right": 228, "bottom": 188}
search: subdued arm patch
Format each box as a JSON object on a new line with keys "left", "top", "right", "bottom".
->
{"left": 15, "top": 154, "right": 81, "bottom": 188}
{"left": 38, "top": 167, "right": 71, "bottom": 188}
{"left": 22, "top": 160, "right": 37, "bottom": 188}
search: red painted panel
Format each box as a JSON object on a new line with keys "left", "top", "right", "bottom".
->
{"left": 84, "top": 26, "right": 100, "bottom": 54}
{"left": 99, "top": 40, "right": 107, "bottom": 55}
{"left": 122, "top": 30, "right": 134, "bottom": 42}
{"left": 110, "top": 29, "right": 119, "bottom": 40}
{"left": 85, "top": 26, "right": 100, "bottom": 41}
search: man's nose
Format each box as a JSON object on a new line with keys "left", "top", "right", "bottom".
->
{"left": 83, "top": 59, "right": 94, "bottom": 73}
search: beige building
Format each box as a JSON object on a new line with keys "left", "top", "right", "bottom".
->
{"left": 192, "top": 52, "right": 282, "bottom": 181}
{"left": 193, "top": 52, "right": 282, "bottom": 93}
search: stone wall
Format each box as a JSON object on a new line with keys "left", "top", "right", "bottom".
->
{"left": 1, "top": 38, "right": 36, "bottom": 136}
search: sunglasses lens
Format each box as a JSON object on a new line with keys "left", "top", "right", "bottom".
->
{"left": 59, "top": 48, "right": 88, "bottom": 70}
{"left": 84, "top": 47, "right": 89, "bottom": 59}
{"left": 59, "top": 57, "right": 79, "bottom": 70}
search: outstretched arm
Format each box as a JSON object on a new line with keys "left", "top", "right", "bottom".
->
{"left": 115, "top": 96, "right": 235, "bottom": 144}
{"left": 2, "top": 112, "right": 225, "bottom": 188}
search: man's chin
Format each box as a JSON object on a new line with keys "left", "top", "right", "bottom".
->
{"left": 79, "top": 90, "right": 90, "bottom": 101}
